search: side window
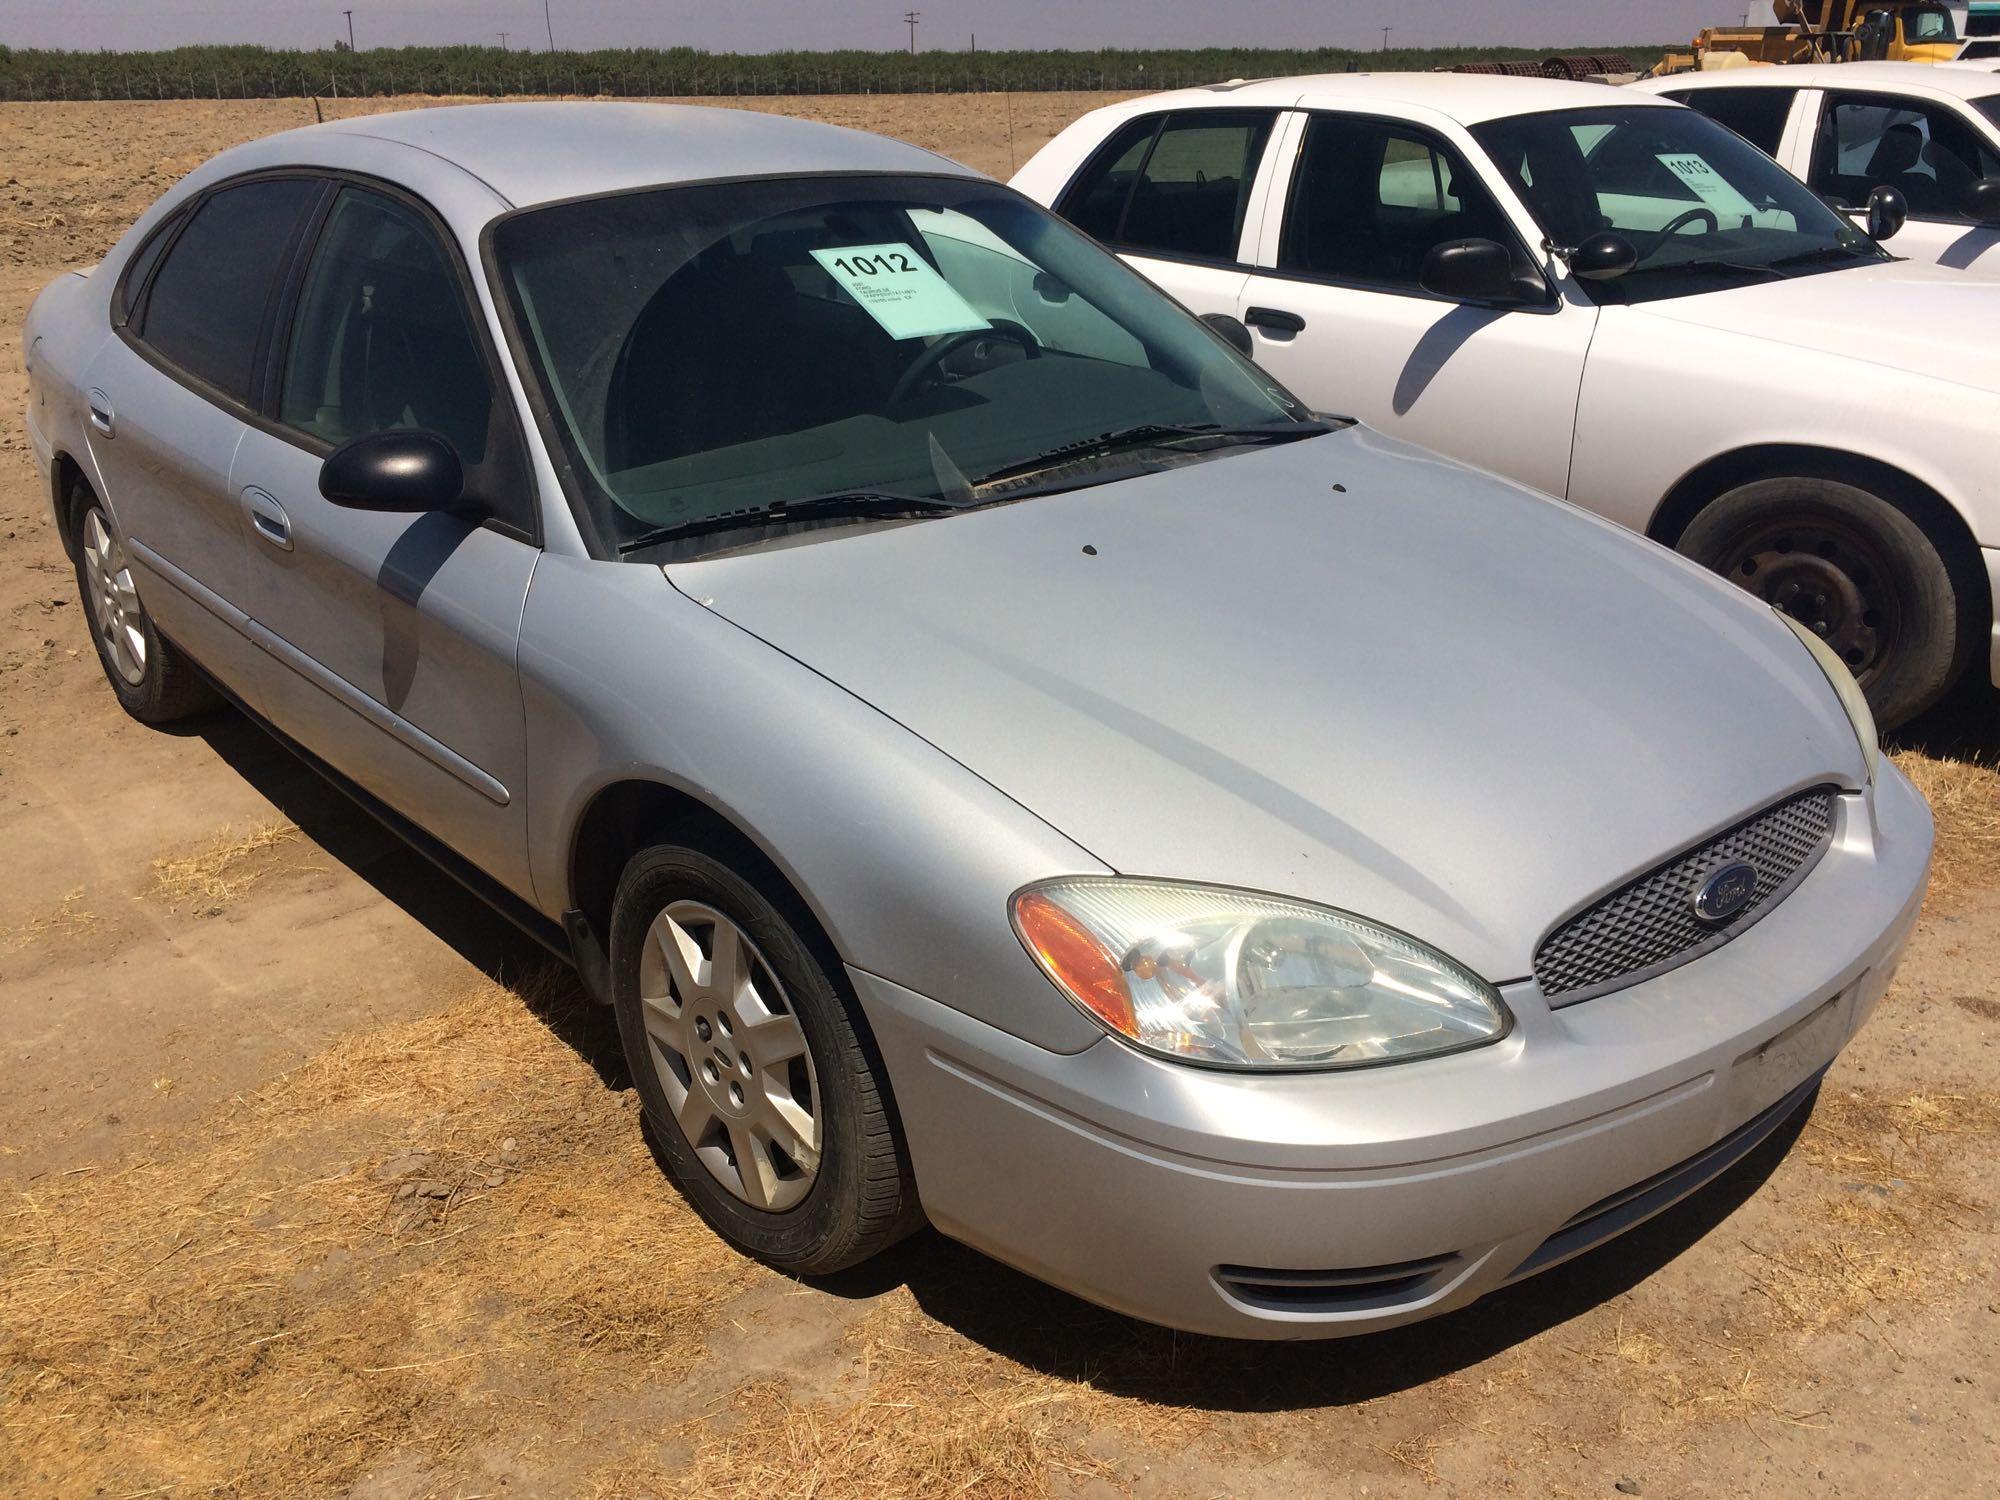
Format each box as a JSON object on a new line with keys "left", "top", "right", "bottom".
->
{"left": 1668, "top": 88, "right": 1796, "bottom": 158}
{"left": 1058, "top": 116, "right": 1161, "bottom": 242}
{"left": 1280, "top": 114, "right": 1526, "bottom": 292}
{"left": 115, "top": 210, "right": 182, "bottom": 326}
{"left": 137, "top": 178, "right": 322, "bottom": 402}
{"left": 1812, "top": 93, "right": 2000, "bottom": 217}
{"left": 280, "top": 187, "right": 495, "bottom": 466}
{"left": 1061, "top": 110, "right": 1275, "bottom": 262}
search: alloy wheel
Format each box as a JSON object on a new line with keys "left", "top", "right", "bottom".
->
{"left": 81, "top": 508, "right": 147, "bottom": 686}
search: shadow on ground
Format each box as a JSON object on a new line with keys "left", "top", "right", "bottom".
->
{"left": 187, "top": 700, "right": 1818, "bottom": 1413}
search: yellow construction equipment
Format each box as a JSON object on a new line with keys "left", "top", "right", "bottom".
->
{"left": 1647, "top": 2, "right": 1965, "bottom": 76}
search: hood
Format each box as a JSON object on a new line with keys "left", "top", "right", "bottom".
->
{"left": 1630, "top": 260, "right": 2000, "bottom": 397}
{"left": 670, "top": 430, "right": 1864, "bottom": 983}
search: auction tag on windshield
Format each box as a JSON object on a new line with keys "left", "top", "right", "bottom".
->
{"left": 809, "top": 243, "right": 990, "bottom": 342}
{"left": 1654, "top": 153, "right": 1759, "bottom": 224}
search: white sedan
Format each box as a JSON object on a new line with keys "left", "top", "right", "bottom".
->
{"left": 1013, "top": 73, "right": 2000, "bottom": 727}
{"left": 1633, "top": 61, "right": 2000, "bottom": 271}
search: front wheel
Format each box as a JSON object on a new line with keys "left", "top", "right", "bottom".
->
{"left": 1677, "top": 475, "right": 1971, "bottom": 730}
{"left": 608, "top": 842, "right": 920, "bottom": 1275}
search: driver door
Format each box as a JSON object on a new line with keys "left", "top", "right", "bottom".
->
{"left": 1234, "top": 110, "right": 1597, "bottom": 501}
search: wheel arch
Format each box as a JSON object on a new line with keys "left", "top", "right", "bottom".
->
{"left": 51, "top": 450, "right": 91, "bottom": 561}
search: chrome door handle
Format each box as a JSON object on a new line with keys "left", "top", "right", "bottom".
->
{"left": 243, "top": 487, "right": 293, "bottom": 551}
{"left": 87, "top": 388, "right": 115, "bottom": 437}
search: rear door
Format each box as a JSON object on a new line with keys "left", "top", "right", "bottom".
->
{"left": 1806, "top": 89, "right": 2000, "bottom": 268}
{"left": 1054, "top": 107, "right": 1282, "bottom": 329}
{"left": 80, "top": 176, "right": 325, "bottom": 705}
{"left": 229, "top": 182, "right": 541, "bottom": 897}
{"left": 1232, "top": 109, "right": 1597, "bottom": 501}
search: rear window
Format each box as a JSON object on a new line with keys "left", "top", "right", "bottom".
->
{"left": 138, "top": 177, "right": 321, "bottom": 402}
{"left": 1978, "top": 94, "right": 2000, "bottom": 130}
{"left": 1668, "top": 87, "right": 1796, "bottom": 158}
{"left": 1057, "top": 110, "right": 1275, "bottom": 263}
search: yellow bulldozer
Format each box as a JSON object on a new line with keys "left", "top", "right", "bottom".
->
{"left": 1648, "top": 1, "right": 1967, "bottom": 75}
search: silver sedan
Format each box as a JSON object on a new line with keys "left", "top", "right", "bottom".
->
{"left": 23, "top": 103, "right": 1931, "bottom": 1339}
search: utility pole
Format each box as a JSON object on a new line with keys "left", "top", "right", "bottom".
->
{"left": 544, "top": 0, "right": 557, "bottom": 51}
{"left": 342, "top": 9, "right": 355, "bottom": 49}
{"left": 1380, "top": 25, "right": 1392, "bottom": 51}
{"left": 904, "top": 10, "right": 921, "bottom": 53}
{"left": 497, "top": 30, "right": 510, "bottom": 49}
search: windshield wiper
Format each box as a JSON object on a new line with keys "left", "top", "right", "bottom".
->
{"left": 1633, "top": 257, "right": 1787, "bottom": 283}
{"left": 1766, "top": 244, "right": 1875, "bottom": 271}
{"left": 616, "top": 489, "right": 967, "bottom": 556}
{"left": 974, "top": 418, "right": 1332, "bottom": 489}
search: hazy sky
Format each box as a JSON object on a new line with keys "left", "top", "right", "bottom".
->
{"left": 0, "top": 1, "right": 1745, "bottom": 54}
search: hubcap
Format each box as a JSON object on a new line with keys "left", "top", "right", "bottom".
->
{"left": 82, "top": 508, "right": 147, "bottom": 686}
{"left": 638, "top": 901, "right": 821, "bottom": 1211}
{"left": 1718, "top": 520, "right": 1897, "bottom": 683}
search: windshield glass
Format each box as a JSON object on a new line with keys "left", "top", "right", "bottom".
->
{"left": 491, "top": 173, "right": 1310, "bottom": 555}
{"left": 1906, "top": 4, "right": 1957, "bottom": 41}
{"left": 1470, "top": 105, "right": 1886, "bottom": 304}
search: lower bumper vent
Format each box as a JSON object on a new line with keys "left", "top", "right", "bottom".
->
{"left": 1215, "top": 1254, "right": 1461, "bottom": 1314}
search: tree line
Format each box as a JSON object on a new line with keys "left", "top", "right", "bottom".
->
{"left": 0, "top": 42, "right": 1668, "bottom": 102}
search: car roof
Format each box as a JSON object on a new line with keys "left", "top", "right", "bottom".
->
{"left": 1636, "top": 60, "right": 2000, "bottom": 101}
{"left": 1111, "top": 71, "right": 1681, "bottom": 125}
{"left": 233, "top": 101, "right": 977, "bottom": 210}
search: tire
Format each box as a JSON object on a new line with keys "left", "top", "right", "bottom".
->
{"left": 1676, "top": 475, "right": 1971, "bottom": 730}
{"left": 608, "top": 841, "right": 920, "bottom": 1275}
{"left": 68, "top": 483, "right": 216, "bottom": 725}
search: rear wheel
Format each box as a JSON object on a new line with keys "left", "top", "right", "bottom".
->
{"left": 69, "top": 485, "right": 215, "bottom": 724}
{"left": 1677, "top": 475, "right": 1970, "bottom": 730}
{"left": 608, "top": 841, "right": 919, "bottom": 1275}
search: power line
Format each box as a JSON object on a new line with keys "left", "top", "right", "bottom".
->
{"left": 903, "top": 10, "right": 921, "bottom": 54}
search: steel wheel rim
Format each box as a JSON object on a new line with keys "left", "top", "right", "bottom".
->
{"left": 82, "top": 508, "right": 147, "bottom": 686}
{"left": 1717, "top": 517, "right": 1899, "bottom": 685}
{"left": 638, "top": 900, "right": 821, "bottom": 1211}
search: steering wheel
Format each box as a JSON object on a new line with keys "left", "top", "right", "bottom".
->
{"left": 1658, "top": 206, "right": 1720, "bottom": 238}
{"left": 888, "top": 319, "right": 1040, "bottom": 406}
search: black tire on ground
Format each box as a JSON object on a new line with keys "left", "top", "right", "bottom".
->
{"left": 1676, "top": 475, "right": 1972, "bottom": 730}
{"left": 67, "top": 482, "right": 217, "bottom": 725}
{"left": 608, "top": 840, "right": 921, "bottom": 1275}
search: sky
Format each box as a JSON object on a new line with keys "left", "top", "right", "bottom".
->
{"left": 0, "top": 1, "right": 1748, "bottom": 54}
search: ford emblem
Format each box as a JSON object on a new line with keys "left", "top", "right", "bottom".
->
{"left": 1692, "top": 861, "right": 1759, "bottom": 923}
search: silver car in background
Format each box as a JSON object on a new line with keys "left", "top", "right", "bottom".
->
{"left": 23, "top": 104, "right": 1931, "bottom": 1339}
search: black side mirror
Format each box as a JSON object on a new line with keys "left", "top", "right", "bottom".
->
{"left": 1866, "top": 184, "right": 1908, "bottom": 242}
{"left": 1418, "top": 238, "right": 1522, "bottom": 302}
{"left": 1199, "top": 311, "right": 1254, "bottom": 356}
{"left": 1857, "top": 8, "right": 1896, "bottom": 60}
{"left": 1568, "top": 231, "right": 1639, "bottom": 282}
{"left": 1963, "top": 176, "right": 2000, "bottom": 227}
{"left": 320, "top": 430, "right": 472, "bottom": 514}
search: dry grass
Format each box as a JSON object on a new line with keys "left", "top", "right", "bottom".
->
{"left": 0, "top": 964, "right": 759, "bottom": 1497}
{"left": 147, "top": 821, "right": 302, "bottom": 913}
{"left": 3, "top": 885, "right": 97, "bottom": 951}
{"left": 1892, "top": 748, "right": 2000, "bottom": 909}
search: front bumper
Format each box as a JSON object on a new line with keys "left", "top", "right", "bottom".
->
{"left": 852, "top": 767, "right": 1932, "bottom": 1339}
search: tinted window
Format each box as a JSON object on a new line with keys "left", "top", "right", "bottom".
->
{"left": 1281, "top": 114, "right": 1528, "bottom": 291}
{"left": 1061, "top": 110, "right": 1274, "bottom": 261}
{"left": 1980, "top": 94, "right": 2000, "bottom": 130}
{"left": 115, "top": 211, "right": 181, "bottom": 325}
{"left": 139, "top": 178, "right": 320, "bottom": 401}
{"left": 1812, "top": 93, "right": 2000, "bottom": 216}
{"left": 281, "top": 187, "right": 493, "bottom": 464}
{"left": 1669, "top": 87, "right": 1795, "bottom": 157}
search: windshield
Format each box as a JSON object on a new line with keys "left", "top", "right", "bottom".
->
{"left": 1470, "top": 105, "right": 1887, "bottom": 304}
{"left": 490, "top": 173, "right": 1310, "bottom": 556}
{"left": 1906, "top": 3, "right": 1958, "bottom": 41}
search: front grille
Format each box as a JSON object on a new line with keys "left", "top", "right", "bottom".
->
{"left": 1534, "top": 787, "right": 1838, "bottom": 1005}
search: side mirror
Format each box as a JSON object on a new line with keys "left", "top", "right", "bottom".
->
{"left": 1963, "top": 176, "right": 2000, "bottom": 227}
{"left": 1418, "top": 238, "right": 1522, "bottom": 302}
{"left": 1568, "top": 231, "right": 1639, "bottom": 282}
{"left": 1199, "top": 311, "right": 1255, "bottom": 356}
{"left": 1866, "top": 184, "right": 1908, "bottom": 242}
{"left": 319, "top": 430, "right": 471, "bottom": 514}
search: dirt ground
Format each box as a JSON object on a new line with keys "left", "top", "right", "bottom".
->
{"left": 2, "top": 95, "right": 1999, "bottom": 1500}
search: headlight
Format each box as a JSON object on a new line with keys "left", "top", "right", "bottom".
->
{"left": 1011, "top": 879, "right": 1509, "bottom": 1070}
{"left": 1776, "top": 610, "right": 1880, "bottom": 784}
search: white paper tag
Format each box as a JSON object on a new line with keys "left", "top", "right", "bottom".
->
{"left": 809, "top": 243, "right": 990, "bottom": 341}
{"left": 1654, "top": 153, "right": 1759, "bottom": 224}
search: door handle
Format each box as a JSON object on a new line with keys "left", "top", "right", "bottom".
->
{"left": 1244, "top": 306, "right": 1307, "bottom": 339}
{"left": 243, "top": 487, "right": 293, "bottom": 551}
{"left": 86, "top": 388, "right": 115, "bottom": 438}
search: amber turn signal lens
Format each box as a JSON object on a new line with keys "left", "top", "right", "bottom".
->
{"left": 1012, "top": 888, "right": 1136, "bottom": 1036}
